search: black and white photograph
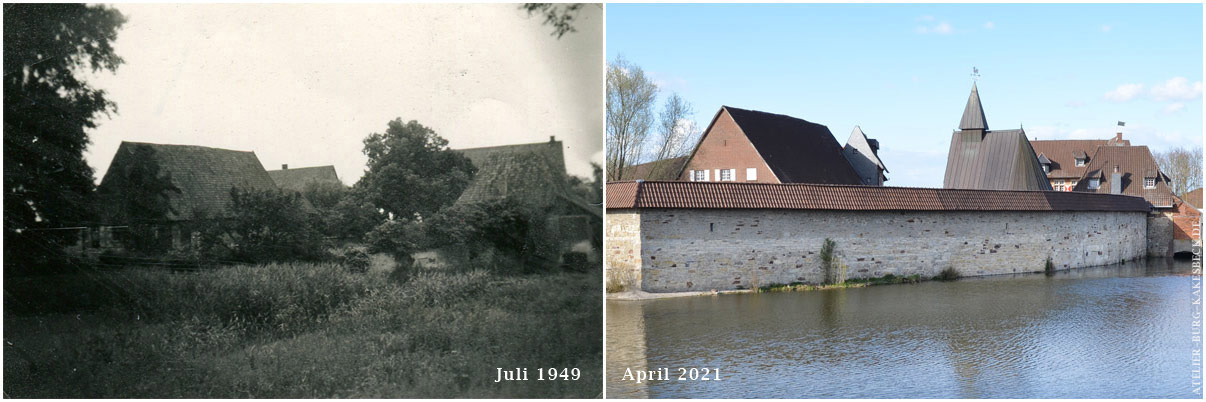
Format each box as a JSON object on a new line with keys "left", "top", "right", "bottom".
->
{"left": 3, "top": 3, "right": 602, "bottom": 398}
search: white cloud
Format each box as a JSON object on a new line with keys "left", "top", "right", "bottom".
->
{"left": 916, "top": 22, "right": 953, "bottom": 35}
{"left": 1149, "top": 77, "right": 1203, "bottom": 101}
{"left": 1163, "top": 103, "right": 1186, "bottom": 114}
{"left": 983, "top": 21, "right": 995, "bottom": 29}
{"left": 1104, "top": 83, "right": 1144, "bottom": 102}
{"left": 1101, "top": 24, "right": 1112, "bottom": 32}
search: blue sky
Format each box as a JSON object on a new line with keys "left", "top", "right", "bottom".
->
{"left": 607, "top": 3, "right": 1203, "bottom": 188}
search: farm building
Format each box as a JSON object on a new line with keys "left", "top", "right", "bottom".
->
{"left": 83, "top": 141, "right": 278, "bottom": 252}
{"left": 267, "top": 164, "right": 342, "bottom": 191}
{"left": 453, "top": 136, "right": 601, "bottom": 264}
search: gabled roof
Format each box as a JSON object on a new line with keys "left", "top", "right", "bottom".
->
{"left": 1183, "top": 188, "right": 1203, "bottom": 210}
{"left": 1030, "top": 139, "right": 1111, "bottom": 179}
{"left": 619, "top": 156, "right": 688, "bottom": 181}
{"left": 844, "top": 125, "right": 888, "bottom": 172}
{"left": 1072, "top": 145, "right": 1174, "bottom": 207}
{"left": 454, "top": 139, "right": 599, "bottom": 218}
{"left": 267, "top": 165, "right": 341, "bottom": 191}
{"left": 1036, "top": 153, "right": 1052, "bottom": 165}
{"left": 607, "top": 181, "right": 1150, "bottom": 212}
{"left": 97, "top": 141, "right": 277, "bottom": 221}
{"left": 959, "top": 83, "right": 988, "bottom": 131}
{"left": 680, "top": 106, "right": 862, "bottom": 185}
{"left": 944, "top": 129, "right": 1053, "bottom": 191}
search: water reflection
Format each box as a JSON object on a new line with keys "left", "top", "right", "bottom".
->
{"left": 606, "top": 259, "right": 1199, "bottom": 398}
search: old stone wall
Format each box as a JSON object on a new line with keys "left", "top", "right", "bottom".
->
{"left": 1147, "top": 213, "right": 1174, "bottom": 258}
{"left": 612, "top": 208, "right": 1147, "bottom": 292}
{"left": 605, "top": 211, "right": 644, "bottom": 290}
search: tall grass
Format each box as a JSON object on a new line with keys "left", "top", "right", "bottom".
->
{"left": 3, "top": 259, "right": 601, "bottom": 398}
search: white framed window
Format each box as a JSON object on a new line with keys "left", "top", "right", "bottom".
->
{"left": 1075, "top": 158, "right": 1086, "bottom": 167}
{"left": 1042, "top": 165, "right": 1050, "bottom": 174}
{"left": 720, "top": 169, "right": 735, "bottom": 181}
{"left": 746, "top": 168, "right": 757, "bottom": 181}
{"left": 1053, "top": 179, "right": 1065, "bottom": 191}
{"left": 691, "top": 169, "right": 709, "bottom": 182}
{"left": 1088, "top": 178, "right": 1100, "bottom": 189}
{"left": 1144, "top": 178, "right": 1155, "bottom": 188}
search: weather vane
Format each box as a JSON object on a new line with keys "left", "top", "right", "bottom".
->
{"left": 971, "top": 67, "right": 981, "bottom": 82}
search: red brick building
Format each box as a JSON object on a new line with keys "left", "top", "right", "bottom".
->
{"left": 674, "top": 106, "right": 867, "bottom": 185}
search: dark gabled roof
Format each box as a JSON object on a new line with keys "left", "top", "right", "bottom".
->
{"left": 619, "top": 156, "right": 689, "bottom": 181}
{"left": 1036, "top": 153, "right": 1052, "bottom": 164}
{"left": 1030, "top": 139, "right": 1111, "bottom": 179}
{"left": 943, "top": 129, "right": 1053, "bottom": 191}
{"left": 694, "top": 106, "right": 862, "bottom": 184}
{"left": 267, "top": 165, "right": 341, "bottom": 191}
{"left": 1072, "top": 145, "right": 1175, "bottom": 207}
{"left": 844, "top": 125, "right": 888, "bottom": 172}
{"left": 454, "top": 139, "right": 599, "bottom": 218}
{"left": 606, "top": 181, "right": 1150, "bottom": 212}
{"left": 97, "top": 141, "right": 277, "bottom": 221}
{"left": 959, "top": 83, "right": 988, "bottom": 131}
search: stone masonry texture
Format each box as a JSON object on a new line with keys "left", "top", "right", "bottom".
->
{"left": 607, "top": 208, "right": 1148, "bottom": 293}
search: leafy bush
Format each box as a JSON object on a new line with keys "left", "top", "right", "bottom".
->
{"left": 936, "top": 266, "right": 960, "bottom": 281}
{"left": 336, "top": 247, "right": 371, "bottom": 274}
{"left": 193, "top": 188, "right": 329, "bottom": 264}
{"left": 425, "top": 199, "right": 558, "bottom": 272}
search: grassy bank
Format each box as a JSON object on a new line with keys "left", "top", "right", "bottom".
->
{"left": 758, "top": 272, "right": 955, "bottom": 293}
{"left": 3, "top": 258, "right": 601, "bottom": 398}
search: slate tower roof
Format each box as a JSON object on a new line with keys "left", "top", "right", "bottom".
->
{"left": 943, "top": 84, "right": 1053, "bottom": 191}
{"left": 959, "top": 83, "right": 988, "bottom": 131}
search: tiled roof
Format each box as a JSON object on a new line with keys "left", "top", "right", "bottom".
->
{"left": 943, "top": 128, "right": 1053, "bottom": 191}
{"left": 606, "top": 181, "right": 1150, "bottom": 212}
{"left": 713, "top": 106, "right": 863, "bottom": 184}
{"left": 267, "top": 165, "right": 341, "bottom": 191}
{"left": 1031, "top": 140, "right": 1110, "bottom": 179}
{"left": 1072, "top": 145, "right": 1175, "bottom": 207}
{"left": 97, "top": 141, "right": 278, "bottom": 221}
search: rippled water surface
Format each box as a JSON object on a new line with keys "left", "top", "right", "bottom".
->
{"left": 606, "top": 259, "right": 1201, "bottom": 398}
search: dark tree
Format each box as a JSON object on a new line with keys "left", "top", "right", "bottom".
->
{"left": 358, "top": 118, "right": 476, "bottom": 220}
{"left": 4, "top": 4, "right": 126, "bottom": 271}
{"left": 96, "top": 144, "right": 181, "bottom": 253}
{"left": 196, "top": 187, "right": 326, "bottom": 263}
{"left": 520, "top": 3, "right": 585, "bottom": 39}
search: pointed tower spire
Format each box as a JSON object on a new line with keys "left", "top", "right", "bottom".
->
{"left": 959, "top": 83, "right": 988, "bottom": 131}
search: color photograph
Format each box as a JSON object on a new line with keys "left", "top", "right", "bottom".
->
{"left": 604, "top": 3, "right": 1203, "bottom": 398}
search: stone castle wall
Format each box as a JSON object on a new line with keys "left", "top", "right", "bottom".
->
{"left": 607, "top": 208, "right": 1148, "bottom": 293}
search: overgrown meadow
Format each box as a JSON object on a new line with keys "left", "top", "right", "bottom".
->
{"left": 3, "top": 256, "right": 602, "bottom": 398}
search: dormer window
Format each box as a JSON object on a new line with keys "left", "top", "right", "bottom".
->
{"left": 1088, "top": 178, "right": 1100, "bottom": 189}
{"left": 1144, "top": 177, "right": 1156, "bottom": 189}
{"left": 1075, "top": 158, "right": 1086, "bottom": 167}
{"left": 1041, "top": 164, "right": 1050, "bottom": 174}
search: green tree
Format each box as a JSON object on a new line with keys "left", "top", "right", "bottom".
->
{"left": 358, "top": 118, "right": 476, "bottom": 220}
{"left": 4, "top": 4, "right": 126, "bottom": 271}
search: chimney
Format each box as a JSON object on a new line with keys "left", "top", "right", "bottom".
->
{"left": 1111, "top": 173, "right": 1122, "bottom": 194}
{"left": 549, "top": 135, "right": 556, "bottom": 143}
{"left": 1113, "top": 165, "right": 1119, "bottom": 173}
{"left": 1112, "top": 132, "right": 1123, "bottom": 145}
{"left": 282, "top": 164, "right": 288, "bottom": 170}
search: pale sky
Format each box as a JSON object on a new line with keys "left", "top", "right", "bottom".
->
{"left": 84, "top": 3, "right": 604, "bottom": 184}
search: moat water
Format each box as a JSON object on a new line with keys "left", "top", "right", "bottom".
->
{"left": 606, "top": 259, "right": 1202, "bottom": 398}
